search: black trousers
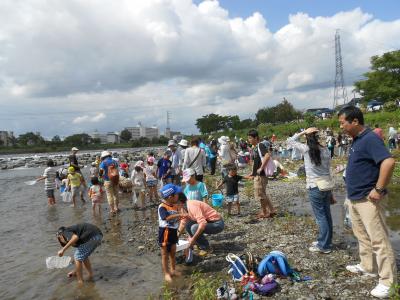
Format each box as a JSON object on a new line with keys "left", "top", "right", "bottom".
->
{"left": 210, "top": 157, "right": 217, "bottom": 175}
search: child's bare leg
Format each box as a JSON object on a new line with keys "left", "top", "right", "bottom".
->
{"left": 169, "top": 244, "right": 180, "bottom": 276}
{"left": 47, "top": 197, "right": 52, "bottom": 205}
{"left": 83, "top": 258, "right": 94, "bottom": 280}
{"left": 92, "top": 204, "right": 96, "bottom": 214}
{"left": 72, "top": 195, "right": 76, "bottom": 207}
{"left": 236, "top": 201, "right": 241, "bottom": 215}
{"left": 140, "top": 192, "right": 145, "bottom": 208}
{"left": 75, "top": 260, "right": 84, "bottom": 284}
{"left": 161, "top": 246, "right": 172, "bottom": 282}
{"left": 227, "top": 202, "right": 232, "bottom": 215}
{"left": 98, "top": 205, "right": 102, "bottom": 214}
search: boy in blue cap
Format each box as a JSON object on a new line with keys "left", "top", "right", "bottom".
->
{"left": 158, "top": 184, "right": 186, "bottom": 282}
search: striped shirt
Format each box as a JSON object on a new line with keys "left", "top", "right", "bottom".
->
{"left": 43, "top": 167, "right": 57, "bottom": 190}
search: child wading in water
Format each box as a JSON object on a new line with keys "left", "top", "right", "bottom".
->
{"left": 131, "top": 161, "right": 146, "bottom": 208}
{"left": 56, "top": 223, "right": 103, "bottom": 285}
{"left": 88, "top": 177, "right": 103, "bottom": 215}
{"left": 217, "top": 163, "right": 250, "bottom": 216}
{"left": 36, "top": 159, "right": 57, "bottom": 205}
{"left": 144, "top": 156, "right": 158, "bottom": 203}
{"left": 67, "top": 166, "right": 87, "bottom": 207}
{"left": 158, "top": 184, "right": 185, "bottom": 282}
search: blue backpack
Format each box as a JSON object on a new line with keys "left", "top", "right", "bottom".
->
{"left": 257, "top": 251, "right": 294, "bottom": 277}
{"left": 226, "top": 253, "right": 248, "bottom": 281}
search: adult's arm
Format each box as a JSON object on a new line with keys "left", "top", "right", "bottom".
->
{"left": 58, "top": 234, "right": 79, "bottom": 256}
{"left": 368, "top": 157, "right": 395, "bottom": 201}
{"left": 201, "top": 149, "right": 207, "bottom": 167}
{"left": 286, "top": 131, "right": 309, "bottom": 154}
{"left": 189, "top": 222, "right": 206, "bottom": 247}
{"left": 183, "top": 148, "right": 190, "bottom": 169}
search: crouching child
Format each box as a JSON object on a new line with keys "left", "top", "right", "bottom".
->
{"left": 56, "top": 223, "right": 103, "bottom": 285}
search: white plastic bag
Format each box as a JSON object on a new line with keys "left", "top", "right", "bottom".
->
{"left": 46, "top": 256, "right": 71, "bottom": 269}
{"left": 61, "top": 191, "right": 72, "bottom": 203}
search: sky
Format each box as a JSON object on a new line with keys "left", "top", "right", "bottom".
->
{"left": 0, "top": 0, "right": 399, "bottom": 138}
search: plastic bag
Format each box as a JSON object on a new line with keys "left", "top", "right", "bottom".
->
{"left": 46, "top": 256, "right": 71, "bottom": 269}
{"left": 61, "top": 191, "right": 72, "bottom": 203}
{"left": 24, "top": 180, "right": 37, "bottom": 186}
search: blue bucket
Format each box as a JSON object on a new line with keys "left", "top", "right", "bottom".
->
{"left": 211, "top": 194, "right": 224, "bottom": 207}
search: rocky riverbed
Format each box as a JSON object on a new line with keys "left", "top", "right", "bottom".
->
{"left": 117, "top": 170, "right": 399, "bottom": 299}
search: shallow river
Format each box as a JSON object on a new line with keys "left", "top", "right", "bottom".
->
{"left": 0, "top": 167, "right": 171, "bottom": 300}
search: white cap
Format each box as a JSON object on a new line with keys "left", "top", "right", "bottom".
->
{"left": 181, "top": 168, "right": 196, "bottom": 182}
{"left": 71, "top": 147, "right": 79, "bottom": 151}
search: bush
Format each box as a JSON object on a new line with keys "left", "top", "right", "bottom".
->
{"left": 384, "top": 101, "right": 398, "bottom": 112}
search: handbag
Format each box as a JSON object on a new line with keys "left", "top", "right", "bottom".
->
{"left": 315, "top": 176, "right": 334, "bottom": 191}
{"left": 257, "top": 144, "right": 275, "bottom": 176}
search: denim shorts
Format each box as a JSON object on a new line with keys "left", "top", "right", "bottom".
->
{"left": 74, "top": 235, "right": 102, "bottom": 261}
{"left": 225, "top": 194, "right": 239, "bottom": 203}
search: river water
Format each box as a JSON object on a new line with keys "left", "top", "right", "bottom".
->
{"left": 0, "top": 167, "right": 171, "bottom": 300}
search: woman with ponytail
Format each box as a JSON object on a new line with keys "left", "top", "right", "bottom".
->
{"left": 287, "top": 127, "right": 334, "bottom": 254}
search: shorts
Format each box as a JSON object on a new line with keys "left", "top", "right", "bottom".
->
{"left": 158, "top": 227, "right": 178, "bottom": 252}
{"left": 46, "top": 189, "right": 55, "bottom": 198}
{"left": 71, "top": 186, "right": 81, "bottom": 198}
{"left": 225, "top": 194, "right": 239, "bottom": 203}
{"left": 254, "top": 175, "right": 268, "bottom": 203}
{"left": 146, "top": 179, "right": 158, "bottom": 187}
{"left": 74, "top": 234, "right": 102, "bottom": 261}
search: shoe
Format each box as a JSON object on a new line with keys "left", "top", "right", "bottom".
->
{"left": 346, "top": 264, "right": 377, "bottom": 277}
{"left": 309, "top": 245, "right": 331, "bottom": 254}
{"left": 370, "top": 283, "right": 390, "bottom": 299}
{"left": 311, "top": 241, "right": 318, "bottom": 247}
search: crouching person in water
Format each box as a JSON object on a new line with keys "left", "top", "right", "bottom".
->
{"left": 56, "top": 223, "right": 103, "bottom": 285}
{"left": 177, "top": 192, "right": 224, "bottom": 257}
{"left": 158, "top": 184, "right": 186, "bottom": 282}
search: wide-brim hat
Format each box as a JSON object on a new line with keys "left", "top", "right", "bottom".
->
{"left": 218, "top": 136, "right": 229, "bottom": 144}
{"left": 181, "top": 168, "right": 196, "bottom": 182}
{"left": 168, "top": 140, "right": 177, "bottom": 147}
{"left": 178, "top": 139, "right": 188, "bottom": 147}
{"left": 100, "top": 151, "right": 111, "bottom": 158}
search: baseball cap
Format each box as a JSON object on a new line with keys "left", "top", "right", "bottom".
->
{"left": 68, "top": 166, "right": 75, "bottom": 173}
{"left": 160, "top": 184, "right": 182, "bottom": 199}
{"left": 71, "top": 147, "right": 79, "bottom": 151}
{"left": 181, "top": 168, "right": 196, "bottom": 182}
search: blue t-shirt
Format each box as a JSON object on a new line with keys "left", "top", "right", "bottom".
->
{"left": 184, "top": 182, "right": 208, "bottom": 201}
{"left": 99, "top": 158, "right": 118, "bottom": 181}
{"left": 157, "top": 158, "right": 172, "bottom": 179}
{"left": 345, "top": 128, "right": 391, "bottom": 200}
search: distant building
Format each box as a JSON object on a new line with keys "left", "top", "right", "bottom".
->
{"left": 124, "top": 123, "right": 159, "bottom": 140}
{"left": 0, "top": 131, "right": 14, "bottom": 146}
{"left": 90, "top": 131, "right": 108, "bottom": 144}
{"left": 107, "top": 132, "right": 120, "bottom": 144}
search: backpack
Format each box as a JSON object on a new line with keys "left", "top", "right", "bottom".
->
{"left": 108, "top": 162, "right": 119, "bottom": 185}
{"left": 257, "top": 251, "right": 294, "bottom": 277}
{"left": 226, "top": 253, "right": 248, "bottom": 281}
{"left": 257, "top": 144, "right": 275, "bottom": 177}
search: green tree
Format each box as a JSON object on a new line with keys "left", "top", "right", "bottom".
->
{"left": 63, "top": 133, "right": 93, "bottom": 146}
{"left": 120, "top": 129, "right": 132, "bottom": 142}
{"left": 17, "top": 132, "right": 45, "bottom": 146}
{"left": 195, "top": 114, "right": 226, "bottom": 134}
{"left": 52, "top": 135, "right": 61, "bottom": 142}
{"left": 256, "top": 98, "right": 301, "bottom": 124}
{"left": 354, "top": 50, "right": 400, "bottom": 102}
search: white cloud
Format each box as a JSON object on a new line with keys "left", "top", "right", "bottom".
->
{"left": 0, "top": 1, "right": 399, "bottom": 136}
{"left": 72, "top": 113, "right": 106, "bottom": 124}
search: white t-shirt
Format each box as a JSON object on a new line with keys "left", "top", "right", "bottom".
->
{"left": 43, "top": 167, "right": 56, "bottom": 190}
{"left": 131, "top": 169, "right": 145, "bottom": 187}
{"left": 144, "top": 165, "right": 157, "bottom": 181}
